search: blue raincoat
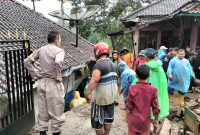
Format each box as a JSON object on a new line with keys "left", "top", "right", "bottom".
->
{"left": 157, "top": 49, "right": 166, "bottom": 63}
{"left": 167, "top": 57, "right": 195, "bottom": 93}
{"left": 118, "top": 61, "right": 136, "bottom": 102}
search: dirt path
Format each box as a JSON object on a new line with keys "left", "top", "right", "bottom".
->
{"left": 28, "top": 95, "right": 127, "bottom": 135}
{"left": 62, "top": 99, "right": 127, "bottom": 135}
{"left": 28, "top": 91, "right": 199, "bottom": 135}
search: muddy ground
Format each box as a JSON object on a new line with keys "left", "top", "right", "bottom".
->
{"left": 28, "top": 89, "right": 200, "bottom": 135}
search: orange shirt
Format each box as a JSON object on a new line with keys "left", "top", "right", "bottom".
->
{"left": 122, "top": 53, "right": 134, "bottom": 68}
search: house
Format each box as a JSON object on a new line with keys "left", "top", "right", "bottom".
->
{"left": 0, "top": 0, "right": 94, "bottom": 134}
{"left": 110, "top": 0, "right": 200, "bottom": 56}
{"left": 0, "top": 0, "right": 95, "bottom": 89}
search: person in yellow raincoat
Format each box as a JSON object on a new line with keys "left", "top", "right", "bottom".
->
{"left": 70, "top": 91, "right": 87, "bottom": 109}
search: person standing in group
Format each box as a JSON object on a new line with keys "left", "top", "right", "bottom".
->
{"left": 192, "top": 50, "right": 200, "bottom": 79}
{"left": 121, "top": 47, "right": 134, "bottom": 68}
{"left": 118, "top": 61, "right": 135, "bottom": 106}
{"left": 127, "top": 65, "right": 159, "bottom": 135}
{"left": 185, "top": 46, "right": 192, "bottom": 59}
{"left": 133, "top": 50, "right": 146, "bottom": 71}
{"left": 188, "top": 51, "right": 198, "bottom": 91}
{"left": 85, "top": 42, "right": 118, "bottom": 135}
{"left": 24, "top": 31, "right": 65, "bottom": 135}
{"left": 132, "top": 48, "right": 169, "bottom": 120}
{"left": 167, "top": 49, "right": 195, "bottom": 107}
{"left": 162, "top": 47, "right": 178, "bottom": 97}
{"left": 157, "top": 45, "right": 168, "bottom": 63}
{"left": 112, "top": 50, "right": 121, "bottom": 105}
{"left": 162, "top": 47, "right": 174, "bottom": 73}
{"left": 145, "top": 48, "right": 169, "bottom": 119}
{"left": 112, "top": 50, "right": 121, "bottom": 68}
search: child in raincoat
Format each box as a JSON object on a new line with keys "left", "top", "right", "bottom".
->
{"left": 70, "top": 91, "right": 87, "bottom": 109}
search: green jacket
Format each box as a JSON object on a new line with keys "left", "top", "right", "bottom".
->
{"left": 132, "top": 60, "right": 169, "bottom": 120}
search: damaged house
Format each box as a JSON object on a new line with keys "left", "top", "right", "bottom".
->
{"left": 110, "top": 0, "right": 200, "bottom": 55}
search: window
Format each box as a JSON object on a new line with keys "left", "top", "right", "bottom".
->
{"left": 161, "top": 31, "right": 173, "bottom": 48}
{"left": 140, "top": 31, "right": 157, "bottom": 50}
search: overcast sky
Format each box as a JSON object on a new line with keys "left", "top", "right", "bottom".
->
{"left": 16, "top": 0, "right": 72, "bottom": 22}
{"left": 16, "top": 0, "right": 118, "bottom": 19}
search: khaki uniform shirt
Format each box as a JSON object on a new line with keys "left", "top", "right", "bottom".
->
{"left": 24, "top": 44, "right": 65, "bottom": 79}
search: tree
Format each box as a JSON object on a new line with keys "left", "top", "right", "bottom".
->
{"left": 66, "top": 0, "right": 141, "bottom": 51}
{"left": 56, "top": 0, "right": 153, "bottom": 51}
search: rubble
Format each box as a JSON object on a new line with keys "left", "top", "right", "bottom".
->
{"left": 167, "top": 88, "right": 200, "bottom": 135}
{"left": 159, "top": 118, "right": 171, "bottom": 135}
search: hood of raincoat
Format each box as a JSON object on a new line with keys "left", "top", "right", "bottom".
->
{"left": 118, "top": 61, "right": 129, "bottom": 75}
{"left": 145, "top": 60, "right": 162, "bottom": 72}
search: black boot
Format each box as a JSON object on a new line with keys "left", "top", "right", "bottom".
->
{"left": 52, "top": 132, "right": 61, "bottom": 135}
{"left": 40, "top": 131, "right": 47, "bottom": 135}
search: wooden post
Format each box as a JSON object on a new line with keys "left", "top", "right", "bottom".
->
{"left": 76, "top": 20, "right": 79, "bottom": 47}
{"left": 133, "top": 30, "right": 140, "bottom": 57}
{"left": 61, "top": 0, "right": 64, "bottom": 27}
{"left": 32, "top": 0, "right": 36, "bottom": 11}
{"left": 110, "top": 36, "right": 117, "bottom": 50}
{"left": 157, "top": 30, "right": 162, "bottom": 49}
{"left": 190, "top": 22, "right": 199, "bottom": 50}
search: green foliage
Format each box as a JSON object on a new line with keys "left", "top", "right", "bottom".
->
{"left": 88, "top": 32, "right": 102, "bottom": 44}
{"left": 66, "top": 0, "right": 141, "bottom": 51}
{"left": 84, "top": 0, "right": 108, "bottom": 5}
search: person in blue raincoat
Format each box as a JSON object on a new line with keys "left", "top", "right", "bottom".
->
{"left": 167, "top": 49, "right": 195, "bottom": 107}
{"left": 157, "top": 46, "right": 168, "bottom": 63}
{"left": 118, "top": 61, "right": 136, "bottom": 105}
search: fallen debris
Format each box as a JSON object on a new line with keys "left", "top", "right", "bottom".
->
{"left": 159, "top": 118, "right": 171, "bottom": 135}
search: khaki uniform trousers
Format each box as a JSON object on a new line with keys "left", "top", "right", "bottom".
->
{"left": 37, "top": 78, "right": 65, "bottom": 133}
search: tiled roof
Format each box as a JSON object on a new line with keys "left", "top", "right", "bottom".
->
{"left": 0, "top": 0, "right": 95, "bottom": 70}
{"left": 123, "top": 0, "right": 192, "bottom": 23}
{"left": 180, "top": 2, "right": 200, "bottom": 14}
{"left": 136, "top": 15, "right": 169, "bottom": 23}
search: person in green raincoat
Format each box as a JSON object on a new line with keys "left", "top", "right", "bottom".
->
{"left": 133, "top": 48, "right": 169, "bottom": 120}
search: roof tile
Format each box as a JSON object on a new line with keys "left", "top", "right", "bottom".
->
{"left": 0, "top": 0, "right": 95, "bottom": 69}
{"left": 124, "top": 0, "right": 192, "bottom": 22}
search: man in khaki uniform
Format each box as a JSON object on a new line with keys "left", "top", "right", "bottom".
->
{"left": 24, "top": 31, "right": 65, "bottom": 135}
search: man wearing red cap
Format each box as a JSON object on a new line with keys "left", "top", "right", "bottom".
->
{"left": 85, "top": 42, "right": 118, "bottom": 135}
